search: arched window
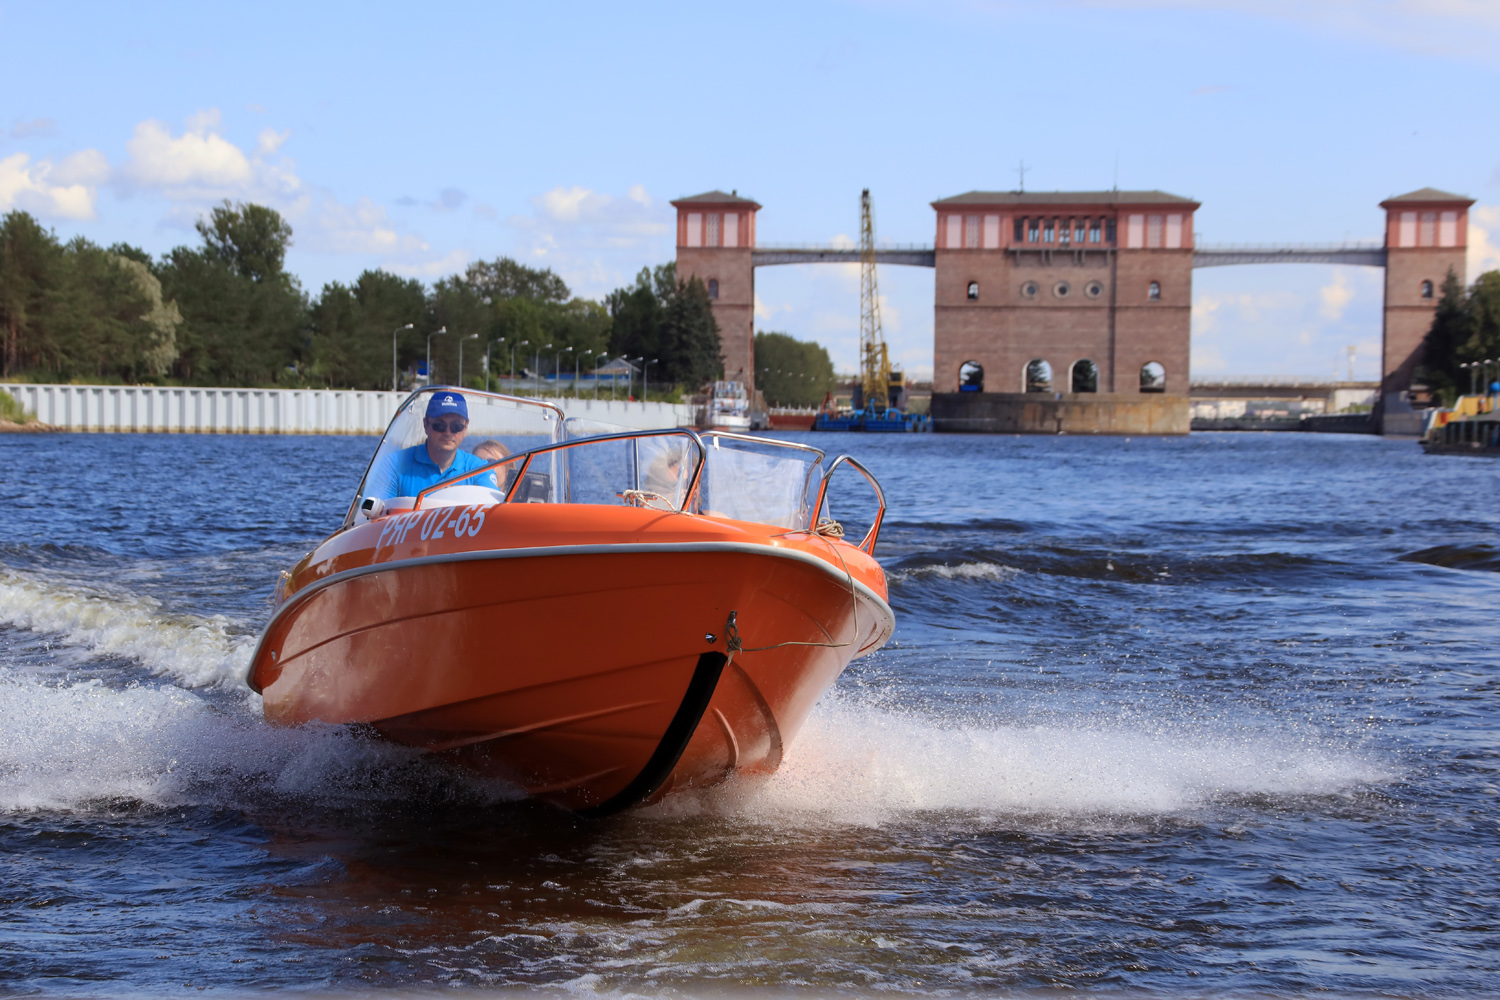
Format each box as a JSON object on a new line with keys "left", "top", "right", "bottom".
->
{"left": 1420, "top": 279, "right": 1434, "bottom": 299}
{"left": 959, "top": 361, "right": 984, "bottom": 392}
{"left": 707, "top": 279, "right": 720, "bottom": 300}
{"left": 1071, "top": 359, "right": 1099, "bottom": 393}
{"left": 1025, "top": 359, "right": 1053, "bottom": 393}
{"left": 1140, "top": 361, "right": 1166, "bottom": 393}
{"left": 1147, "top": 281, "right": 1161, "bottom": 301}
{"left": 967, "top": 281, "right": 979, "bottom": 300}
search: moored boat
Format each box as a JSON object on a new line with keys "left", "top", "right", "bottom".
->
{"left": 1421, "top": 394, "right": 1500, "bottom": 456}
{"left": 247, "top": 387, "right": 893, "bottom": 814}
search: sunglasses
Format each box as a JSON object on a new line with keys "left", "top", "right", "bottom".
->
{"left": 428, "top": 420, "right": 468, "bottom": 433}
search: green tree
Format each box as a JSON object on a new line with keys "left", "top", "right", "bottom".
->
{"left": 1417, "top": 268, "right": 1500, "bottom": 404}
{"left": 309, "top": 270, "right": 426, "bottom": 389}
{"left": 159, "top": 202, "right": 307, "bottom": 385}
{"left": 754, "top": 331, "right": 837, "bottom": 406}
{"left": 606, "top": 263, "right": 722, "bottom": 390}
{"left": 197, "top": 200, "right": 295, "bottom": 282}
{"left": 0, "top": 211, "right": 62, "bottom": 377}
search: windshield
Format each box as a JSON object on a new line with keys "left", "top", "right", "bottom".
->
{"left": 695, "top": 432, "right": 824, "bottom": 528}
{"left": 344, "top": 387, "right": 565, "bottom": 526}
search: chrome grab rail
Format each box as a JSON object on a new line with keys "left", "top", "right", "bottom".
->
{"left": 700, "top": 429, "right": 826, "bottom": 459}
{"left": 414, "top": 427, "right": 708, "bottom": 512}
{"left": 813, "top": 455, "right": 886, "bottom": 555}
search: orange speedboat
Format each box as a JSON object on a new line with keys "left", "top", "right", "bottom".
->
{"left": 247, "top": 387, "right": 893, "bottom": 814}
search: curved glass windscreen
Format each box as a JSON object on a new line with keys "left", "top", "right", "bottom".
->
{"left": 346, "top": 387, "right": 565, "bottom": 525}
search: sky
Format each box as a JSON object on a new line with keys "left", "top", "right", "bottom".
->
{"left": 3, "top": 0, "right": 1498, "bottom": 383}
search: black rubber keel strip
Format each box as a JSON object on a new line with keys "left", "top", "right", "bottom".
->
{"left": 576, "top": 652, "right": 728, "bottom": 818}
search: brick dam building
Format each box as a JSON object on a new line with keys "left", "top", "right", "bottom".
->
{"left": 671, "top": 187, "right": 1473, "bottom": 434}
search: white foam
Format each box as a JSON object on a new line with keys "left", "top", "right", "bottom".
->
{"left": 889, "top": 562, "right": 1020, "bottom": 583}
{"left": 0, "top": 673, "right": 516, "bottom": 815}
{"left": 653, "top": 700, "right": 1396, "bottom": 826}
{"left": 0, "top": 568, "right": 253, "bottom": 688}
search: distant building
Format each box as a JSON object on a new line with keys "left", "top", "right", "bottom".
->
{"left": 670, "top": 190, "right": 761, "bottom": 391}
{"left": 930, "top": 190, "right": 1198, "bottom": 397}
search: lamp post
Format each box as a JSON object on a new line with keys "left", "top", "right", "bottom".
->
{"left": 575, "top": 349, "right": 593, "bottom": 399}
{"left": 457, "top": 333, "right": 478, "bottom": 388}
{"left": 1487, "top": 359, "right": 1497, "bottom": 396}
{"left": 629, "top": 357, "right": 644, "bottom": 401}
{"left": 556, "top": 346, "right": 572, "bottom": 398}
{"left": 426, "top": 326, "right": 448, "bottom": 385}
{"left": 512, "top": 340, "right": 528, "bottom": 392}
{"left": 485, "top": 337, "right": 505, "bottom": 393}
{"left": 1463, "top": 362, "right": 1476, "bottom": 396}
{"left": 643, "top": 358, "right": 657, "bottom": 401}
{"left": 534, "top": 344, "right": 552, "bottom": 397}
{"left": 392, "top": 323, "right": 413, "bottom": 392}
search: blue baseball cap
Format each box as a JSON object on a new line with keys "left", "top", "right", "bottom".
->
{"left": 425, "top": 391, "right": 469, "bottom": 421}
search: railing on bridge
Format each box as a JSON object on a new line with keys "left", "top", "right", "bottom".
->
{"left": 751, "top": 243, "right": 936, "bottom": 267}
{"left": 1193, "top": 241, "right": 1386, "bottom": 268}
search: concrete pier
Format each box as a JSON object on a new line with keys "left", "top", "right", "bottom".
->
{"left": 1, "top": 384, "right": 694, "bottom": 435}
{"left": 932, "top": 392, "right": 1190, "bottom": 435}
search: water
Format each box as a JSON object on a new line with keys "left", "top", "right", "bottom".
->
{"left": 1, "top": 430, "right": 1497, "bottom": 997}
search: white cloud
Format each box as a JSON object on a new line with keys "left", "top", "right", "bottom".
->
{"left": 389, "top": 248, "right": 470, "bottom": 279}
{"left": 1318, "top": 268, "right": 1355, "bottom": 321}
{"left": 1468, "top": 204, "right": 1500, "bottom": 278}
{"left": 1058, "top": 0, "right": 1500, "bottom": 58}
{"left": 505, "top": 184, "right": 674, "bottom": 297}
{"left": 0, "top": 151, "right": 108, "bottom": 220}
{"left": 254, "top": 128, "right": 290, "bottom": 157}
{"left": 121, "top": 109, "right": 258, "bottom": 193}
{"left": 9, "top": 118, "right": 57, "bottom": 139}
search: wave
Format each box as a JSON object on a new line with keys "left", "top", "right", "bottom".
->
{"left": 651, "top": 701, "right": 1396, "bottom": 827}
{"left": 0, "top": 674, "right": 519, "bottom": 815}
{"left": 888, "top": 560, "right": 1022, "bottom": 584}
{"left": 1399, "top": 543, "right": 1500, "bottom": 573}
{"left": 0, "top": 568, "right": 253, "bottom": 688}
{"left": 0, "top": 670, "right": 1395, "bottom": 828}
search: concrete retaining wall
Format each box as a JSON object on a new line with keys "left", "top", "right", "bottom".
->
{"left": 1, "top": 383, "right": 693, "bottom": 434}
{"left": 932, "top": 392, "right": 1190, "bottom": 435}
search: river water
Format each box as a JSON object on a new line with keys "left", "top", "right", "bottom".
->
{"left": 1, "top": 430, "right": 1497, "bottom": 998}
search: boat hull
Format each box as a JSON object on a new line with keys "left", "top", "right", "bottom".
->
{"left": 249, "top": 506, "right": 892, "bottom": 813}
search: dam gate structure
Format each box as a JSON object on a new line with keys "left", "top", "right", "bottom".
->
{"left": 672, "top": 187, "right": 1473, "bottom": 435}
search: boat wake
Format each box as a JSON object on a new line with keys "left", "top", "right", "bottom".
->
{"left": 0, "top": 568, "right": 1396, "bottom": 827}
{"left": 650, "top": 700, "right": 1397, "bottom": 827}
{"left": 0, "top": 567, "right": 253, "bottom": 689}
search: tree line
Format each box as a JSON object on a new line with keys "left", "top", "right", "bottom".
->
{"left": 1419, "top": 267, "right": 1500, "bottom": 404}
{"left": 0, "top": 201, "right": 734, "bottom": 395}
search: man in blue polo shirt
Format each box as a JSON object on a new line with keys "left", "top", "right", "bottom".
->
{"left": 365, "top": 392, "right": 497, "bottom": 499}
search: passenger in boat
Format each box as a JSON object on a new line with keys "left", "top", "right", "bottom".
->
{"left": 365, "top": 392, "right": 497, "bottom": 498}
{"left": 643, "top": 449, "right": 688, "bottom": 507}
{"left": 472, "top": 439, "right": 514, "bottom": 490}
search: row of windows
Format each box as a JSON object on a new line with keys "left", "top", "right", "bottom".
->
{"left": 941, "top": 211, "right": 1191, "bottom": 250}
{"left": 957, "top": 360, "right": 1167, "bottom": 393}
{"left": 1014, "top": 216, "right": 1115, "bottom": 245}
{"left": 682, "top": 212, "right": 749, "bottom": 248}
{"left": 1394, "top": 210, "right": 1460, "bottom": 249}
{"left": 963, "top": 280, "right": 1163, "bottom": 301}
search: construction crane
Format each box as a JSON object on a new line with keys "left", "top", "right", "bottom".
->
{"left": 859, "top": 188, "right": 892, "bottom": 413}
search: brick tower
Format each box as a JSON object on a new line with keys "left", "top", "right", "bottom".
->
{"left": 1379, "top": 188, "right": 1474, "bottom": 397}
{"left": 930, "top": 190, "right": 1198, "bottom": 396}
{"left": 671, "top": 191, "right": 760, "bottom": 390}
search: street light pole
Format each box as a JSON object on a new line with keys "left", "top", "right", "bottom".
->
{"left": 556, "top": 346, "right": 572, "bottom": 398}
{"left": 575, "top": 349, "right": 592, "bottom": 399}
{"left": 512, "top": 340, "right": 528, "bottom": 393}
{"left": 458, "top": 333, "right": 478, "bottom": 388}
{"left": 392, "top": 323, "right": 413, "bottom": 392}
{"left": 485, "top": 338, "right": 505, "bottom": 393}
{"left": 426, "top": 327, "right": 448, "bottom": 385}
{"left": 535, "top": 344, "right": 551, "bottom": 398}
{"left": 643, "top": 358, "right": 657, "bottom": 401}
